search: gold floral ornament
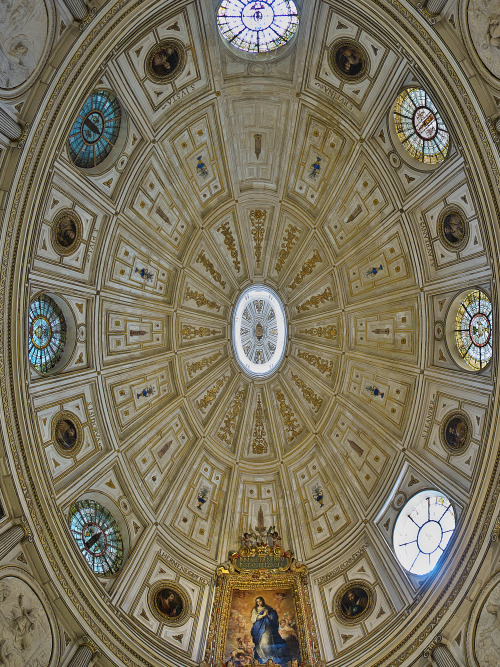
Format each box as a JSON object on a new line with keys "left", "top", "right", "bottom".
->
{"left": 217, "top": 221, "right": 241, "bottom": 272}
{"left": 296, "top": 287, "right": 334, "bottom": 313}
{"left": 288, "top": 249, "right": 322, "bottom": 290}
{"left": 185, "top": 287, "right": 221, "bottom": 311}
{"left": 251, "top": 394, "right": 268, "bottom": 454}
{"left": 275, "top": 224, "right": 300, "bottom": 272}
{"left": 196, "top": 250, "right": 226, "bottom": 289}
{"left": 218, "top": 389, "right": 245, "bottom": 445}
{"left": 196, "top": 376, "right": 229, "bottom": 413}
{"left": 181, "top": 325, "right": 221, "bottom": 339}
{"left": 250, "top": 209, "right": 267, "bottom": 266}
{"left": 187, "top": 351, "right": 222, "bottom": 378}
{"left": 275, "top": 390, "right": 303, "bottom": 441}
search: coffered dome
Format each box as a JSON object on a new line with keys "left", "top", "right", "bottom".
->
{"left": 1, "top": 0, "right": 500, "bottom": 666}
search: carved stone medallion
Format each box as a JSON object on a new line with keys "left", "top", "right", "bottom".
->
{"left": 440, "top": 410, "right": 472, "bottom": 455}
{"left": 51, "top": 209, "right": 82, "bottom": 256}
{"left": 328, "top": 38, "right": 369, "bottom": 82}
{"left": 334, "top": 580, "right": 375, "bottom": 624}
{"left": 0, "top": 0, "right": 49, "bottom": 91}
{"left": 437, "top": 206, "right": 469, "bottom": 252}
{"left": 474, "top": 579, "right": 500, "bottom": 665}
{"left": 0, "top": 573, "right": 54, "bottom": 665}
{"left": 467, "top": 0, "right": 500, "bottom": 80}
{"left": 149, "top": 581, "right": 190, "bottom": 625}
{"left": 145, "top": 39, "right": 187, "bottom": 84}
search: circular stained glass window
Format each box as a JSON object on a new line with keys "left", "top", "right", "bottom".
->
{"left": 28, "top": 294, "right": 67, "bottom": 373}
{"left": 233, "top": 285, "right": 286, "bottom": 377}
{"left": 393, "top": 88, "right": 449, "bottom": 164}
{"left": 393, "top": 490, "right": 455, "bottom": 575}
{"left": 217, "top": 0, "right": 299, "bottom": 53}
{"left": 455, "top": 289, "right": 492, "bottom": 370}
{"left": 69, "top": 499, "right": 124, "bottom": 576}
{"left": 68, "top": 91, "right": 121, "bottom": 169}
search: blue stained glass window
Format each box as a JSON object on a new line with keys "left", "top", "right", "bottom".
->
{"left": 69, "top": 500, "right": 124, "bottom": 576}
{"left": 217, "top": 0, "right": 299, "bottom": 53}
{"left": 28, "top": 295, "right": 66, "bottom": 373}
{"left": 455, "top": 289, "right": 492, "bottom": 370}
{"left": 393, "top": 88, "right": 449, "bottom": 164}
{"left": 68, "top": 91, "right": 121, "bottom": 169}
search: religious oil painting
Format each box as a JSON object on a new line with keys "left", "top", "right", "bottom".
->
{"left": 0, "top": 0, "right": 49, "bottom": 90}
{"left": 329, "top": 39, "right": 369, "bottom": 82}
{"left": 225, "top": 587, "right": 301, "bottom": 666}
{"left": 53, "top": 414, "right": 80, "bottom": 453}
{"left": 146, "top": 39, "right": 186, "bottom": 84}
{"left": 438, "top": 207, "right": 468, "bottom": 251}
{"left": 441, "top": 411, "right": 471, "bottom": 454}
{"left": 150, "top": 581, "right": 189, "bottom": 625}
{"left": 52, "top": 210, "right": 82, "bottom": 255}
{"left": 335, "top": 581, "right": 374, "bottom": 624}
{"left": 468, "top": 0, "right": 500, "bottom": 80}
{"left": 206, "top": 548, "right": 320, "bottom": 667}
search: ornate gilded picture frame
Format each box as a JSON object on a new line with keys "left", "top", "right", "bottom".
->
{"left": 204, "top": 545, "right": 321, "bottom": 667}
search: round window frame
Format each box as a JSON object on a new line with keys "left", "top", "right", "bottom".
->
{"left": 392, "top": 489, "right": 456, "bottom": 576}
{"left": 216, "top": 0, "right": 300, "bottom": 61}
{"left": 67, "top": 89, "right": 128, "bottom": 176}
{"left": 68, "top": 496, "right": 128, "bottom": 578}
{"left": 232, "top": 284, "right": 287, "bottom": 378}
{"left": 445, "top": 287, "right": 493, "bottom": 373}
{"left": 28, "top": 292, "right": 76, "bottom": 376}
{"left": 389, "top": 86, "right": 451, "bottom": 170}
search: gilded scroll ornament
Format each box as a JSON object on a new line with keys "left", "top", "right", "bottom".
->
{"left": 296, "top": 287, "right": 334, "bottom": 313}
{"left": 196, "top": 376, "right": 229, "bottom": 413}
{"left": 196, "top": 250, "right": 226, "bottom": 288}
{"left": 288, "top": 250, "right": 322, "bottom": 290}
{"left": 250, "top": 209, "right": 267, "bottom": 266}
{"left": 187, "top": 351, "right": 223, "bottom": 378}
{"left": 298, "top": 350, "right": 334, "bottom": 378}
{"left": 252, "top": 394, "right": 268, "bottom": 454}
{"left": 290, "top": 374, "right": 323, "bottom": 412}
{"left": 185, "top": 287, "right": 221, "bottom": 311}
{"left": 299, "top": 324, "right": 337, "bottom": 339}
{"left": 217, "top": 221, "right": 241, "bottom": 272}
{"left": 275, "top": 224, "right": 300, "bottom": 272}
{"left": 182, "top": 325, "right": 220, "bottom": 340}
{"left": 218, "top": 389, "right": 245, "bottom": 444}
{"left": 275, "top": 390, "right": 303, "bottom": 441}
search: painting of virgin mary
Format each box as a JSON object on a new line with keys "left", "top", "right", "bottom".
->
{"left": 250, "top": 597, "right": 287, "bottom": 663}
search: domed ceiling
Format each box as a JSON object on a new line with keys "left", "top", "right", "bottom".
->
{"left": 2, "top": 0, "right": 500, "bottom": 666}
